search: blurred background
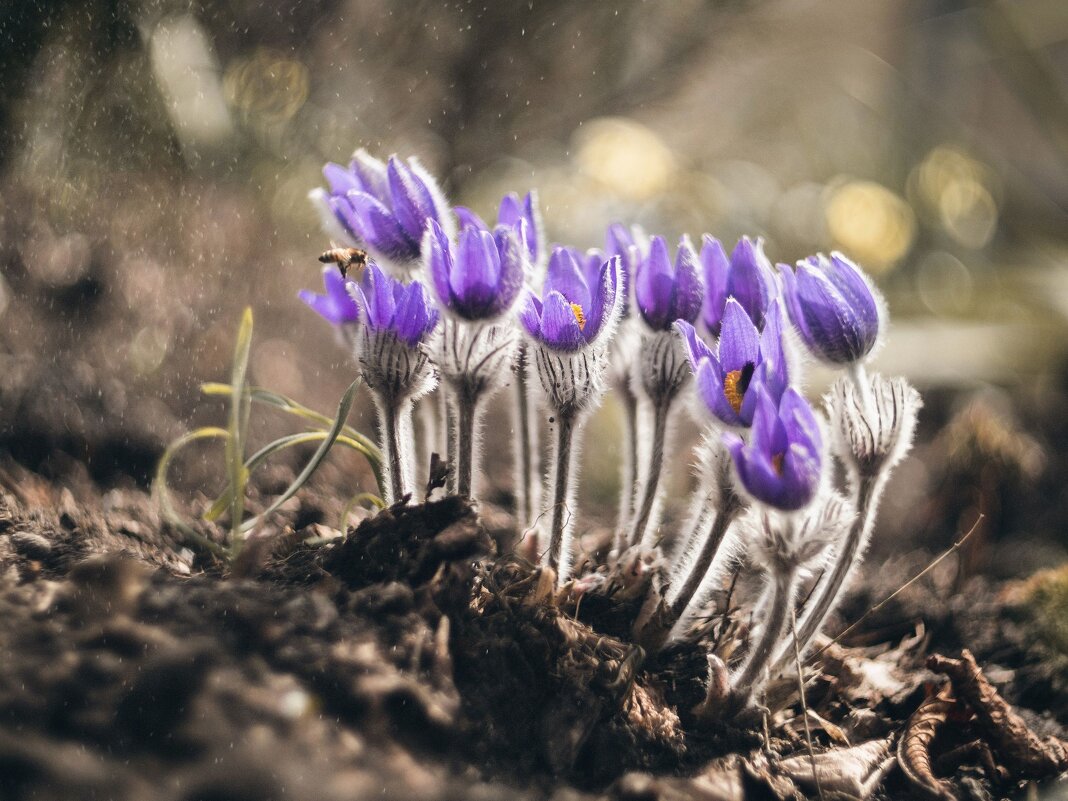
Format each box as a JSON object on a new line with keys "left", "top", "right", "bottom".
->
{"left": 1, "top": 0, "right": 1067, "bottom": 578}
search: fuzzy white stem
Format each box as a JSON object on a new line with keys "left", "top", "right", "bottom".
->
{"left": 512, "top": 343, "right": 540, "bottom": 528}
{"left": 730, "top": 565, "right": 801, "bottom": 711}
{"left": 612, "top": 382, "right": 639, "bottom": 555}
{"left": 454, "top": 385, "right": 483, "bottom": 499}
{"left": 544, "top": 408, "right": 582, "bottom": 585}
{"left": 629, "top": 395, "right": 675, "bottom": 549}
{"left": 776, "top": 471, "right": 882, "bottom": 668}
{"left": 373, "top": 391, "right": 412, "bottom": 505}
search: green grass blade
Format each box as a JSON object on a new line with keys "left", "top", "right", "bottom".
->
{"left": 239, "top": 378, "right": 361, "bottom": 533}
{"left": 226, "top": 308, "right": 254, "bottom": 552}
{"left": 153, "top": 426, "right": 230, "bottom": 557}
{"left": 339, "top": 491, "right": 385, "bottom": 530}
{"left": 201, "top": 381, "right": 385, "bottom": 495}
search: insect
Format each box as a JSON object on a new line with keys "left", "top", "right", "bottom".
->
{"left": 318, "top": 246, "right": 369, "bottom": 279}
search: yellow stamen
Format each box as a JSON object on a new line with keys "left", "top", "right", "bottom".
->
{"left": 570, "top": 303, "right": 587, "bottom": 330}
{"left": 722, "top": 362, "right": 755, "bottom": 415}
{"left": 724, "top": 370, "right": 745, "bottom": 414}
{"left": 772, "top": 453, "right": 785, "bottom": 476}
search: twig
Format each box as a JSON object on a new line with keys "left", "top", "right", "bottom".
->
{"left": 813, "top": 514, "right": 983, "bottom": 659}
{"left": 792, "top": 608, "right": 825, "bottom": 801}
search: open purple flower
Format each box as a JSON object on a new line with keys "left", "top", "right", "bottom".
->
{"left": 423, "top": 219, "right": 526, "bottom": 321}
{"left": 347, "top": 263, "right": 439, "bottom": 347}
{"left": 455, "top": 191, "right": 545, "bottom": 269}
{"left": 299, "top": 266, "right": 360, "bottom": 325}
{"left": 780, "top": 252, "right": 881, "bottom": 364}
{"left": 317, "top": 151, "right": 452, "bottom": 264}
{"left": 634, "top": 236, "right": 703, "bottom": 331}
{"left": 677, "top": 298, "right": 789, "bottom": 428}
{"left": 519, "top": 249, "right": 621, "bottom": 352}
{"left": 702, "top": 236, "right": 778, "bottom": 336}
{"left": 723, "top": 387, "right": 823, "bottom": 511}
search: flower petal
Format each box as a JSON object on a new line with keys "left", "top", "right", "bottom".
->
{"left": 486, "top": 224, "right": 526, "bottom": 317}
{"left": 584, "top": 255, "right": 620, "bottom": 342}
{"left": 517, "top": 289, "right": 543, "bottom": 338}
{"left": 717, "top": 298, "right": 761, "bottom": 374}
{"left": 423, "top": 218, "right": 454, "bottom": 308}
{"left": 453, "top": 206, "right": 488, "bottom": 231}
{"left": 701, "top": 235, "right": 730, "bottom": 334}
{"left": 727, "top": 237, "right": 777, "bottom": 327}
{"left": 545, "top": 247, "right": 591, "bottom": 308}
{"left": 452, "top": 226, "right": 501, "bottom": 316}
{"left": 674, "top": 320, "right": 715, "bottom": 369}
{"left": 673, "top": 237, "right": 704, "bottom": 324}
{"left": 350, "top": 150, "right": 389, "bottom": 199}
{"left": 323, "top": 162, "right": 359, "bottom": 196}
{"left": 636, "top": 235, "right": 675, "bottom": 330}
{"left": 395, "top": 280, "right": 438, "bottom": 346}
{"left": 345, "top": 190, "right": 417, "bottom": 261}
{"left": 387, "top": 156, "right": 438, "bottom": 243}
{"left": 539, "top": 290, "right": 584, "bottom": 351}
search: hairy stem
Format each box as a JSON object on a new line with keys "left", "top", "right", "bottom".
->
{"left": 444, "top": 389, "right": 458, "bottom": 494}
{"left": 613, "top": 382, "right": 639, "bottom": 555}
{"left": 455, "top": 387, "right": 481, "bottom": 499}
{"left": 730, "top": 566, "right": 800, "bottom": 710}
{"left": 629, "top": 395, "right": 672, "bottom": 549}
{"left": 781, "top": 471, "right": 880, "bottom": 667}
{"left": 375, "top": 392, "right": 408, "bottom": 505}
{"left": 512, "top": 343, "right": 539, "bottom": 527}
{"left": 668, "top": 486, "right": 743, "bottom": 621}
{"left": 545, "top": 409, "right": 578, "bottom": 584}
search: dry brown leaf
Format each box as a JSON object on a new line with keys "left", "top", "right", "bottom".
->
{"left": 928, "top": 649, "right": 1068, "bottom": 779}
{"left": 898, "top": 684, "right": 960, "bottom": 801}
{"left": 778, "top": 738, "right": 895, "bottom": 801}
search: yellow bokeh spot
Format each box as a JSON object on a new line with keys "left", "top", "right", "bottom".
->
{"left": 224, "top": 49, "right": 309, "bottom": 123}
{"left": 825, "top": 180, "right": 916, "bottom": 272}
{"left": 911, "top": 146, "right": 998, "bottom": 249}
{"left": 573, "top": 117, "right": 676, "bottom": 201}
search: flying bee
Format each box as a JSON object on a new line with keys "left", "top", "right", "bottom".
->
{"left": 318, "top": 246, "right": 369, "bottom": 279}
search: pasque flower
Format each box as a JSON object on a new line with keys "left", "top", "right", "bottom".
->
{"left": 677, "top": 298, "right": 789, "bottom": 429}
{"left": 519, "top": 247, "right": 619, "bottom": 353}
{"left": 311, "top": 150, "right": 453, "bottom": 265}
{"left": 424, "top": 219, "right": 526, "bottom": 322}
{"left": 521, "top": 251, "right": 624, "bottom": 583}
{"left": 723, "top": 386, "right": 823, "bottom": 512}
{"left": 347, "top": 264, "right": 439, "bottom": 505}
{"left": 422, "top": 218, "right": 525, "bottom": 499}
{"left": 299, "top": 265, "right": 361, "bottom": 326}
{"left": 635, "top": 235, "right": 704, "bottom": 330}
{"left": 701, "top": 236, "right": 778, "bottom": 336}
{"left": 455, "top": 191, "right": 546, "bottom": 272}
{"left": 780, "top": 252, "right": 881, "bottom": 364}
{"left": 624, "top": 235, "right": 705, "bottom": 550}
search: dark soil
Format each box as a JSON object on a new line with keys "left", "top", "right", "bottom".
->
{"left": 0, "top": 463, "right": 1065, "bottom": 801}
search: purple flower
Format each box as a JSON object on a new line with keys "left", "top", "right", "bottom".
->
{"left": 347, "top": 264, "right": 439, "bottom": 347}
{"left": 780, "top": 252, "right": 881, "bottom": 364}
{"left": 723, "top": 387, "right": 823, "bottom": 511}
{"left": 299, "top": 266, "right": 360, "bottom": 325}
{"left": 320, "top": 151, "right": 451, "bottom": 263}
{"left": 454, "top": 191, "right": 544, "bottom": 267}
{"left": 702, "top": 236, "right": 778, "bottom": 336}
{"left": 519, "top": 249, "right": 621, "bottom": 351}
{"left": 423, "top": 218, "right": 525, "bottom": 321}
{"left": 634, "top": 236, "right": 704, "bottom": 331}
{"left": 676, "top": 298, "right": 789, "bottom": 427}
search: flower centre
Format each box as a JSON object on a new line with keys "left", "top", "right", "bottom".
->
{"left": 771, "top": 452, "right": 785, "bottom": 476}
{"left": 723, "top": 362, "right": 755, "bottom": 414}
{"left": 569, "top": 302, "right": 587, "bottom": 330}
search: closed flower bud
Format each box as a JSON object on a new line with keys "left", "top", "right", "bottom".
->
{"left": 779, "top": 252, "right": 882, "bottom": 364}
